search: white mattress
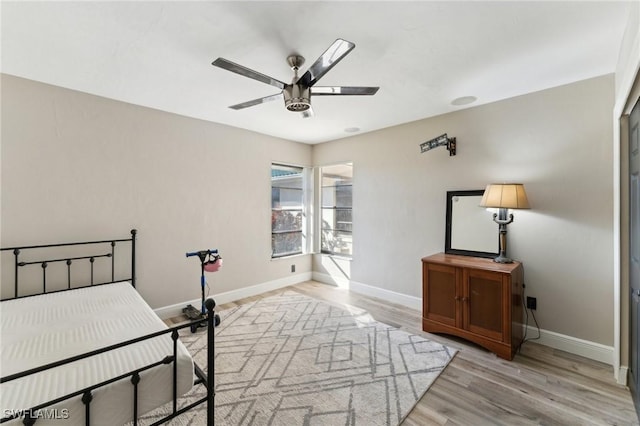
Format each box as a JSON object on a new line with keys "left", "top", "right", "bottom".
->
{"left": 0, "top": 282, "right": 194, "bottom": 425}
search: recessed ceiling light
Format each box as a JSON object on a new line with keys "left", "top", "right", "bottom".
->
{"left": 344, "top": 127, "right": 360, "bottom": 133}
{"left": 451, "top": 96, "right": 477, "bottom": 106}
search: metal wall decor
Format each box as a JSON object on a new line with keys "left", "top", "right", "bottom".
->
{"left": 419, "top": 133, "right": 456, "bottom": 156}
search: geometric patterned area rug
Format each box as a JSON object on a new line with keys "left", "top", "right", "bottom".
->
{"left": 139, "top": 291, "right": 457, "bottom": 425}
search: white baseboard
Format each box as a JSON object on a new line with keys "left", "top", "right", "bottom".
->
{"left": 156, "top": 273, "right": 617, "bottom": 370}
{"left": 523, "top": 324, "right": 614, "bottom": 366}
{"left": 154, "top": 272, "right": 312, "bottom": 319}
{"left": 311, "top": 271, "right": 350, "bottom": 287}
{"left": 213, "top": 272, "right": 312, "bottom": 305}
{"left": 349, "top": 280, "right": 422, "bottom": 311}
{"left": 154, "top": 297, "right": 204, "bottom": 320}
{"left": 313, "top": 272, "right": 616, "bottom": 367}
{"left": 617, "top": 366, "right": 629, "bottom": 386}
{"left": 311, "top": 272, "right": 422, "bottom": 311}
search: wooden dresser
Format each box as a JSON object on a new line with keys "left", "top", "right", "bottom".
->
{"left": 421, "top": 253, "right": 524, "bottom": 360}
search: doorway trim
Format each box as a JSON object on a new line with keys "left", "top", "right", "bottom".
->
{"left": 614, "top": 31, "right": 640, "bottom": 384}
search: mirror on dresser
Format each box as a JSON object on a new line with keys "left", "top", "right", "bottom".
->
{"left": 445, "top": 189, "right": 498, "bottom": 258}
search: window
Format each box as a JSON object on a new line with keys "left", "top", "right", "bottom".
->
{"left": 271, "top": 164, "right": 305, "bottom": 258}
{"left": 320, "top": 163, "right": 353, "bottom": 257}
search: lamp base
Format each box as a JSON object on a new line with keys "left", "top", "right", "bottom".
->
{"left": 493, "top": 254, "right": 513, "bottom": 264}
{"left": 493, "top": 211, "right": 514, "bottom": 264}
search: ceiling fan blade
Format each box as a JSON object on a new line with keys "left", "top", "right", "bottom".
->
{"left": 311, "top": 86, "right": 379, "bottom": 96}
{"left": 297, "top": 39, "right": 355, "bottom": 88}
{"left": 212, "top": 58, "right": 286, "bottom": 90}
{"left": 229, "top": 92, "right": 282, "bottom": 110}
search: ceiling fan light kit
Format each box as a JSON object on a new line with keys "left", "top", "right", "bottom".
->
{"left": 211, "top": 38, "right": 379, "bottom": 117}
{"left": 284, "top": 85, "right": 311, "bottom": 112}
{"left": 284, "top": 55, "right": 311, "bottom": 112}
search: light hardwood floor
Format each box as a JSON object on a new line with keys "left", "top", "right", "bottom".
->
{"left": 168, "top": 280, "right": 639, "bottom": 425}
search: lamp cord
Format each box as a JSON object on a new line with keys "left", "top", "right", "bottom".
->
{"left": 517, "top": 268, "right": 541, "bottom": 353}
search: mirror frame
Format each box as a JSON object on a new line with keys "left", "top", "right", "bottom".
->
{"left": 444, "top": 189, "right": 498, "bottom": 259}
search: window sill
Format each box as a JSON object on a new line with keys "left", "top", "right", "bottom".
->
{"left": 270, "top": 252, "right": 310, "bottom": 261}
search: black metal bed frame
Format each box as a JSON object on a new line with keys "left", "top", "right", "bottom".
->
{"left": 0, "top": 230, "right": 215, "bottom": 426}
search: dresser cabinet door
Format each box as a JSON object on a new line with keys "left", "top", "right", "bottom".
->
{"left": 463, "top": 268, "right": 507, "bottom": 342}
{"left": 423, "top": 262, "right": 460, "bottom": 327}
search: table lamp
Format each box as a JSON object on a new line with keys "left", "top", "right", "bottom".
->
{"left": 480, "top": 183, "right": 530, "bottom": 263}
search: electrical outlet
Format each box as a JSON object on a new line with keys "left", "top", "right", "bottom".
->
{"left": 526, "top": 296, "right": 537, "bottom": 310}
{"left": 291, "top": 264, "right": 295, "bottom": 273}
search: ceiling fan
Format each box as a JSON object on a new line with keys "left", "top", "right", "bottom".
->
{"left": 211, "top": 38, "right": 379, "bottom": 118}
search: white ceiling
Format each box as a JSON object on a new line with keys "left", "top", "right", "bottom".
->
{"left": 0, "top": 1, "right": 633, "bottom": 144}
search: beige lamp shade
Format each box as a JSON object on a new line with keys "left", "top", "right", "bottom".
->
{"left": 480, "top": 183, "right": 530, "bottom": 209}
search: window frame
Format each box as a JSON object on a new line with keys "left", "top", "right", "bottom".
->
{"left": 271, "top": 163, "right": 310, "bottom": 259}
{"left": 319, "top": 162, "right": 353, "bottom": 258}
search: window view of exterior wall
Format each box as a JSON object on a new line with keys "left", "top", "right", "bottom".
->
{"left": 271, "top": 164, "right": 305, "bottom": 258}
{"left": 321, "top": 163, "right": 353, "bottom": 257}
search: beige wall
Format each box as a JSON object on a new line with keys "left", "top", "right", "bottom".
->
{"left": 314, "top": 75, "right": 615, "bottom": 346}
{"left": 0, "top": 72, "right": 618, "bottom": 347}
{"left": 0, "top": 75, "right": 312, "bottom": 309}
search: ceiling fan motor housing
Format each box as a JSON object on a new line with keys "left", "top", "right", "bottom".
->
{"left": 284, "top": 84, "right": 311, "bottom": 112}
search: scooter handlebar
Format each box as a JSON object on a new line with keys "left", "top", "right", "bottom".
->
{"left": 185, "top": 249, "right": 218, "bottom": 258}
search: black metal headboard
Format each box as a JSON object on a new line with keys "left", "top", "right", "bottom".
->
{"left": 0, "top": 229, "right": 137, "bottom": 301}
